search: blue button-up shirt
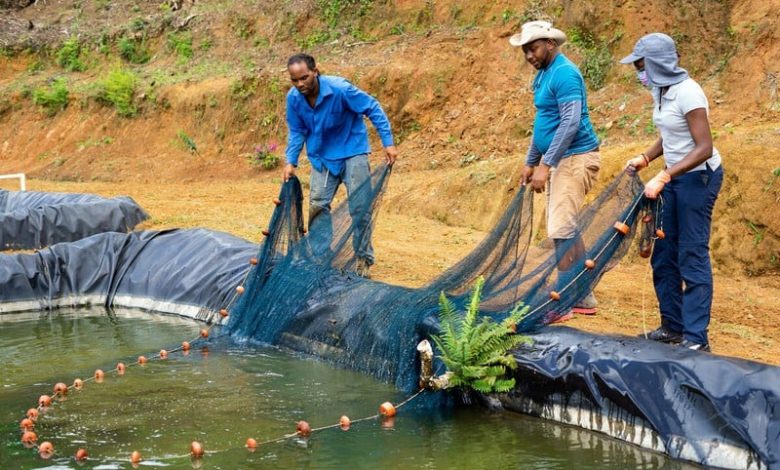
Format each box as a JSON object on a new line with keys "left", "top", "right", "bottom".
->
{"left": 285, "top": 75, "right": 394, "bottom": 176}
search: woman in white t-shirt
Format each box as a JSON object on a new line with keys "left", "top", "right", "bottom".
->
{"left": 622, "top": 33, "right": 724, "bottom": 352}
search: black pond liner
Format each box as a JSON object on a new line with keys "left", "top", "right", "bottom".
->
{"left": 0, "top": 189, "right": 148, "bottom": 251}
{"left": 0, "top": 169, "right": 777, "bottom": 469}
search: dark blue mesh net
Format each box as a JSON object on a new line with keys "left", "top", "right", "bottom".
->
{"left": 227, "top": 165, "right": 657, "bottom": 391}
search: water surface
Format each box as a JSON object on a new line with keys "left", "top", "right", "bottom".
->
{"left": 0, "top": 308, "right": 693, "bottom": 469}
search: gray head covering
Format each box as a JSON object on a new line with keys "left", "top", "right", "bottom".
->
{"left": 620, "top": 33, "right": 689, "bottom": 87}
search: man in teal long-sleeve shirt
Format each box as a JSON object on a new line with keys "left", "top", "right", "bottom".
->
{"left": 284, "top": 53, "right": 398, "bottom": 278}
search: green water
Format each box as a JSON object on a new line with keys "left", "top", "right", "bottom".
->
{"left": 0, "top": 308, "right": 694, "bottom": 469}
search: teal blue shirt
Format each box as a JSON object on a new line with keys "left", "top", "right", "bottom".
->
{"left": 285, "top": 75, "right": 394, "bottom": 176}
{"left": 528, "top": 53, "right": 599, "bottom": 167}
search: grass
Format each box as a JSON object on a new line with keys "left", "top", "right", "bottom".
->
{"left": 32, "top": 78, "right": 69, "bottom": 115}
{"left": 118, "top": 36, "right": 151, "bottom": 64}
{"left": 56, "top": 38, "right": 86, "bottom": 72}
{"left": 176, "top": 130, "right": 199, "bottom": 155}
{"left": 98, "top": 69, "right": 137, "bottom": 117}
{"left": 167, "top": 32, "right": 193, "bottom": 63}
{"left": 567, "top": 27, "right": 617, "bottom": 90}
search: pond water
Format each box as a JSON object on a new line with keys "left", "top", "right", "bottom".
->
{"left": 0, "top": 308, "right": 694, "bottom": 469}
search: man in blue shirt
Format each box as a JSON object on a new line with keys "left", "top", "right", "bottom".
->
{"left": 284, "top": 53, "right": 398, "bottom": 278}
{"left": 510, "top": 21, "right": 601, "bottom": 317}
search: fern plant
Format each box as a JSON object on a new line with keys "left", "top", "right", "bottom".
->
{"left": 431, "top": 277, "right": 529, "bottom": 394}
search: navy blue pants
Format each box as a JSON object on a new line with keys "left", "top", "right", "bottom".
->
{"left": 651, "top": 166, "right": 723, "bottom": 344}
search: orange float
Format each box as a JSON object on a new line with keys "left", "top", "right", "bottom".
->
{"left": 585, "top": 259, "right": 596, "bottom": 270}
{"left": 26, "top": 408, "right": 39, "bottom": 421}
{"left": 261, "top": 229, "right": 270, "bottom": 236}
{"left": 273, "top": 198, "right": 282, "bottom": 206}
{"left": 94, "top": 369, "right": 105, "bottom": 382}
{"left": 190, "top": 441, "right": 204, "bottom": 458}
{"left": 38, "top": 395, "right": 52, "bottom": 407}
{"left": 130, "top": 450, "right": 142, "bottom": 464}
{"left": 296, "top": 420, "right": 312, "bottom": 437}
{"left": 159, "top": 349, "right": 168, "bottom": 359}
{"left": 379, "top": 402, "right": 396, "bottom": 417}
{"left": 117, "top": 362, "right": 126, "bottom": 375}
{"left": 249, "top": 257, "right": 258, "bottom": 265}
{"left": 75, "top": 448, "right": 88, "bottom": 461}
{"left": 21, "top": 430, "right": 37, "bottom": 445}
{"left": 655, "top": 228, "right": 666, "bottom": 239}
{"left": 20, "top": 418, "right": 34, "bottom": 431}
{"left": 73, "top": 378, "right": 84, "bottom": 390}
{"left": 339, "top": 415, "right": 351, "bottom": 430}
{"left": 53, "top": 382, "right": 68, "bottom": 396}
{"left": 245, "top": 438, "right": 257, "bottom": 450}
{"left": 549, "top": 291, "right": 561, "bottom": 301}
{"left": 219, "top": 308, "right": 229, "bottom": 318}
{"left": 200, "top": 329, "right": 209, "bottom": 339}
{"left": 138, "top": 355, "right": 148, "bottom": 365}
{"left": 614, "top": 221, "right": 630, "bottom": 235}
{"left": 639, "top": 248, "right": 652, "bottom": 258}
{"left": 182, "top": 341, "right": 191, "bottom": 351}
{"left": 38, "top": 441, "right": 54, "bottom": 459}
{"left": 236, "top": 285, "right": 245, "bottom": 294}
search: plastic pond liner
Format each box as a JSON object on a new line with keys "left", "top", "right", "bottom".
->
{"left": 0, "top": 167, "right": 778, "bottom": 468}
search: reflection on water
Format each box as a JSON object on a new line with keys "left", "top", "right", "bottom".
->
{"left": 0, "top": 308, "right": 694, "bottom": 469}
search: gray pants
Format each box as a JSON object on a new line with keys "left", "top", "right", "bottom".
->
{"left": 308, "top": 154, "right": 374, "bottom": 264}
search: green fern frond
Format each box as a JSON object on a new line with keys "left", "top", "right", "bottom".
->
{"left": 430, "top": 277, "right": 531, "bottom": 395}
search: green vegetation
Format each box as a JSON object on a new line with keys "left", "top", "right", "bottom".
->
{"left": 229, "top": 13, "right": 254, "bottom": 40}
{"left": 431, "top": 277, "right": 529, "bottom": 394}
{"left": 32, "top": 78, "right": 69, "bottom": 115}
{"left": 98, "top": 69, "right": 137, "bottom": 117}
{"left": 118, "top": 36, "right": 151, "bottom": 64}
{"left": 247, "top": 142, "right": 280, "bottom": 169}
{"left": 167, "top": 32, "right": 193, "bottom": 62}
{"left": 56, "top": 38, "right": 86, "bottom": 72}
{"left": 176, "top": 130, "right": 199, "bottom": 155}
{"left": 567, "top": 27, "right": 617, "bottom": 90}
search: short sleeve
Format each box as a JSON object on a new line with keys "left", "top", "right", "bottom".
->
{"left": 677, "top": 80, "right": 708, "bottom": 115}
{"left": 550, "top": 65, "right": 584, "bottom": 104}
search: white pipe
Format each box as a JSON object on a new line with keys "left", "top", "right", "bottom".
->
{"left": 0, "top": 173, "right": 26, "bottom": 191}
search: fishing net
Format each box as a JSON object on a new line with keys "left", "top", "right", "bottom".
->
{"left": 228, "top": 163, "right": 659, "bottom": 391}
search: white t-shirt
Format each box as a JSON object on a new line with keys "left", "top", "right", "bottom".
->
{"left": 652, "top": 78, "right": 721, "bottom": 172}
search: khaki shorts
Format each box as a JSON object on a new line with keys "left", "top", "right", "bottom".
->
{"left": 547, "top": 151, "right": 601, "bottom": 239}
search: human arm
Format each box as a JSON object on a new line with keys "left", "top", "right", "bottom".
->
{"left": 283, "top": 94, "right": 307, "bottom": 181}
{"left": 626, "top": 137, "right": 663, "bottom": 174}
{"left": 343, "top": 83, "right": 396, "bottom": 163}
{"left": 643, "top": 84, "right": 714, "bottom": 198}
{"left": 521, "top": 142, "right": 542, "bottom": 186}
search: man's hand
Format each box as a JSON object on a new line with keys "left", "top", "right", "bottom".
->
{"left": 283, "top": 163, "right": 296, "bottom": 182}
{"left": 384, "top": 145, "right": 399, "bottom": 166}
{"left": 521, "top": 165, "right": 535, "bottom": 186}
{"left": 530, "top": 164, "right": 550, "bottom": 193}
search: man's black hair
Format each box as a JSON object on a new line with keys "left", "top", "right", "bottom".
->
{"left": 287, "top": 53, "right": 316, "bottom": 70}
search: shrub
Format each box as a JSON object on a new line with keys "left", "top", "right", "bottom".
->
{"left": 247, "top": 142, "right": 280, "bottom": 170}
{"left": 167, "top": 32, "right": 193, "bottom": 62}
{"left": 431, "top": 277, "right": 530, "bottom": 394}
{"left": 176, "top": 130, "right": 199, "bottom": 154}
{"left": 57, "top": 38, "right": 86, "bottom": 72}
{"left": 567, "top": 28, "right": 615, "bottom": 91}
{"left": 32, "top": 78, "right": 69, "bottom": 115}
{"left": 118, "top": 36, "right": 151, "bottom": 64}
{"left": 98, "top": 69, "right": 137, "bottom": 117}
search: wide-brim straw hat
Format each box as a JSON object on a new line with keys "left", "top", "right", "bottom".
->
{"left": 509, "top": 20, "right": 567, "bottom": 47}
